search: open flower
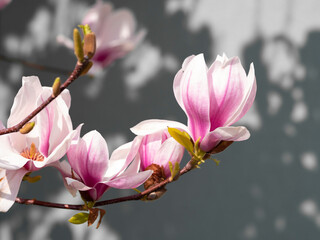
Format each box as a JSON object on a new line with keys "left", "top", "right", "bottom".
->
{"left": 64, "top": 130, "right": 152, "bottom": 202}
{"left": 0, "top": 76, "right": 80, "bottom": 212}
{"left": 131, "top": 54, "right": 256, "bottom": 153}
{"left": 134, "top": 130, "right": 184, "bottom": 190}
{"left": 57, "top": 1, "right": 145, "bottom": 73}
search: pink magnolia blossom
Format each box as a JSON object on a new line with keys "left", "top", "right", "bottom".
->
{"left": 131, "top": 54, "right": 257, "bottom": 153}
{"left": 64, "top": 130, "right": 152, "bottom": 202}
{"left": 57, "top": 1, "right": 145, "bottom": 73}
{"left": 0, "top": 76, "right": 80, "bottom": 212}
{"left": 134, "top": 130, "right": 184, "bottom": 179}
{"left": 0, "top": 0, "right": 11, "bottom": 9}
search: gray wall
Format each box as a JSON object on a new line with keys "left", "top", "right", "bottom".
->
{"left": 1, "top": 0, "right": 320, "bottom": 239}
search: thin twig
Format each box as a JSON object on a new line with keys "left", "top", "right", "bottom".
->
{"left": 15, "top": 161, "right": 195, "bottom": 210}
{"left": 0, "top": 57, "right": 90, "bottom": 136}
{"left": 0, "top": 54, "right": 71, "bottom": 76}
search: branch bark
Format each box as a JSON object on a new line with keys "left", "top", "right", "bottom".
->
{"left": 15, "top": 160, "right": 195, "bottom": 210}
{"left": 0, "top": 57, "right": 90, "bottom": 136}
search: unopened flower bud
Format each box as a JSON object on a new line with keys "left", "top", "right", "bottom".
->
{"left": 73, "top": 28, "right": 84, "bottom": 62}
{"left": 52, "top": 77, "right": 61, "bottom": 97}
{"left": 83, "top": 33, "right": 96, "bottom": 59}
{"left": 19, "top": 122, "right": 35, "bottom": 134}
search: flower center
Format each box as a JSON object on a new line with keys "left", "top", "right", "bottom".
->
{"left": 20, "top": 143, "right": 44, "bottom": 162}
{"left": 144, "top": 164, "right": 166, "bottom": 190}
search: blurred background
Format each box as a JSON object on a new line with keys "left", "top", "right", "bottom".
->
{"left": 1, "top": 0, "right": 320, "bottom": 239}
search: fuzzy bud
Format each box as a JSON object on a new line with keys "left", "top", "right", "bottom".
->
{"left": 52, "top": 77, "right": 61, "bottom": 97}
{"left": 73, "top": 28, "right": 84, "bottom": 62}
{"left": 83, "top": 33, "right": 96, "bottom": 59}
{"left": 19, "top": 122, "right": 35, "bottom": 134}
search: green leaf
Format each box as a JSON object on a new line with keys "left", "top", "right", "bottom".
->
{"left": 167, "top": 127, "right": 194, "bottom": 154}
{"left": 169, "top": 161, "right": 173, "bottom": 175}
{"left": 68, "top": 212, "right": 89, "bottom": 225}
{"left": 169, "top": 161, "right": 180, "bottom": 181}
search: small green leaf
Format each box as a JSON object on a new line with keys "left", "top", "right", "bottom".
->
{"left": 68, "top": 212, "right": 89, "bottom": 225}
{"left": 173, "top": 162, "right": 180, "bottom": 177}
{"left": 169, "top": 161, "right": 173, "bottom": 175}
{"left": 167, "top": 127, "right": 194, "bottom": 154}
{"left": 169, "top": 161, "right": 180, "bottom": 181}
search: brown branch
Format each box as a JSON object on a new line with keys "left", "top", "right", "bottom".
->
{"left": 0, "top": 54, "right": 71, "bottom": 76}
{"left": 15, "top": 160, "right": 195, "bottom": 210}
{"left": 0, "top": 57, "right": 90, "bottom": 136}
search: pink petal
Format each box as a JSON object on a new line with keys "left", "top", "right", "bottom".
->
{"left": 36, "top": 89, "right": 73, "bottom": 157}
{"left": 121, "top": 153, "right": 141, "bottom": 175}
{"left": 0, "top": 0, "right": 11, "bottom": 9}
{"left": 208, "top": 55, "right": 256, "bottom": 130}
{"left": 225, "top": 63, "right": 257, "bottom": 126}
{"left": 130, "top": 119, "right": 190, "bottom": 136}
{"left": 7, "top": 77, "right": 42, "bottom": 151}
{"left": 175, "top": 54, "right": 210, "bottom": 141}
{"left": 139, "top": 133, "right": 164, "bottom": 171}
{"left": 50, "top": 161, "right": 77, "bottom": 197}
{"left": 173, "top": 55, "right": 196, "bottom": 111}
{"left": 0, "top": 133, "right": 29, "bottom": 170}
{"left": 200, "top": 126, "right": 250, "bottom": 152}
{"left": 0, "top": 168, "right": 28, "bottom": 212}
{"left": 65, "top": 178, "right": 92, "bottom": 191}
{"left": 106, "top": 170, "right": 152, "bottom": 189}
{"left": 99, "top": 9, "right": 136, "bottom": 49}
{"left": 35, "top": 124, "right": 82, "bottom": 168}
{"left": 107, "top": 137, "right": 142, "bottom": 179}
{"left": 67, "top": 130, "right": 109, "bottom": 187}
{"left": 153, "top": 138, "right": 184, "bottom": 177}
{"left": 7, "top": 76, "right": 42, "bottom": 127}
{"left": 82, "top": 1, "right": 112, "bottom": 43}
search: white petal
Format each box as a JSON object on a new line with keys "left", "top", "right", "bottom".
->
{"left": 201, "top": 126, "right": 250, "bottom": 152}
{"left": 0, "top": 168, "right": 28, "bottom": 212}
{"left": 65, "top": 178, "right": 92, "bottom": 191}
{"left": 106, "top": 170, "right": 152, "bottom": 189}
{"left": 130, "top": 119, "right": 190, "bottom": 136}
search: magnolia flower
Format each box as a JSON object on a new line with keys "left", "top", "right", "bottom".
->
{"left": 57, "top": 1, "right": 145, "bottom": 73}
{"left": 0, "top": 76, "right": 79, "bottom": 212}
{"left": 131, "top": 54, "right": 256, "bottom": 153}
{"left": 64, "top": 130, "right": 152, "bottom": 202}
{"left": 135, "top": 130, "right": 184, "bottom": 185}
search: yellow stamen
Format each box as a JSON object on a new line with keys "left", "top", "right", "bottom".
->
{"left": 20, "top": 143, "right": 44, "bottom": 162}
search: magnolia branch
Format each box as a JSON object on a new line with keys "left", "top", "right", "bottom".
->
{"left": 0, "top": 54, "right": 71, "bottom": 76}
{"left": 15, "top": 160, "right": 195, "bottom": 210}
{"left": 0, "top": 57, "right": 90, "bottom": 136}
